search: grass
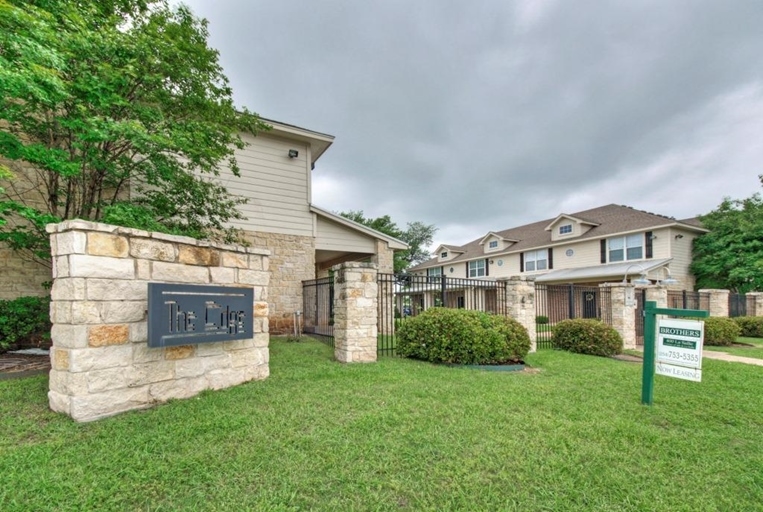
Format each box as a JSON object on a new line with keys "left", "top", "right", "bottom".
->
{"left": 2, "top": 339, "right": 763, "bottom": 511}
{"left": 705, "top": 336, "right": 763, "bottom": 360}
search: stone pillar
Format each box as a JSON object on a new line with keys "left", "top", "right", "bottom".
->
{"left": 746, "top": 292, "right": 763, "bottom": 317}
{"left": 699, "top": 289, "right": 730, "bottom": 317}
{"left": 502, "top": 277, "right": 537, "bottom": 352}
{"left": 46, "top": 220, "right": 270, "bottom": 422}
{"left": 333, "top": 262, "right": 378, "bottom": 363}
{"left": 644, "top": 285, "right": 668, "bottom": 308}
{"left": 600, "top": 283, "right": 637, "bottom": 349}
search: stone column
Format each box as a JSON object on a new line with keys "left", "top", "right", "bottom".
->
{"left": 644, "top": 285, "right": 668, "bottom": 308}
{"left": 600, "top": 283, "right": 637, "bottom": 349}
{"left": 503, "top": 277, "right": 537, "bottom": 352}
{"left": 746, "top": 292, "right": 763, "bottom": 317}
{"left": 699, "top": 289, "right": 730, "bottom": 317}
{"left": 333, "top": 262, "right": 378, "bottom": 363}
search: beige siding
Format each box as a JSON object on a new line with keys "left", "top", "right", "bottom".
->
{"left": 216, "top": 132, "right": 313, "bottom": 237}
{"left": 667, "top": 227, "right": 698, "bottom": 289}
{"left": 316, "top": 216, "right": 376, "bottom": 253}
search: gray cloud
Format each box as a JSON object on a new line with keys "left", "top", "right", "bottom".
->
{"left": 182, "top": 0, "right": 763, "bottom": 247}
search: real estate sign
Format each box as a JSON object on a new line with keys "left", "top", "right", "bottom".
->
{"left": 655, "top": 318, "right": 704, "bottom": 382}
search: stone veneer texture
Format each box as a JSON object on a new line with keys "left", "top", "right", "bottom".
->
{"left": 46, "top": 220, "right": 270, "bottom": 422}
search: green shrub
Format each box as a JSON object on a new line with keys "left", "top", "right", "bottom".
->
{"left": 552, "top": 319, "right": 623, "bottom": 357}
{"left": 0, "top": 296, "right": 51, "bottom": 351}
{"left": 733, "top": 316, "right": 763, "bottom": 338}
{"left": 396, "top": 308, "right": 531, "bottom": 365}
{"left": 535, "top": 315, "right": 549, "bottom": 325}
{"left": 703, "top": 317, "right": 741, "bottom": 346}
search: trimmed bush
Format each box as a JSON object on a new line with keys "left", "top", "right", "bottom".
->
{"left": 733, "top": 316, "right": 763, "bottom": 338}
{"left": 535, "top": 315, "right": 549, "bottom": 325}
{"left": 552, "top": 319, "right": 623, "bottom": 357}
{"left": 0, "top": 296, "right": 51, "bottom": 352}
{"left": 703, "top": 317, "right": 741, "bottom": 346}
{"left": 396, "top": 308, "right": 531, "bottom": 365}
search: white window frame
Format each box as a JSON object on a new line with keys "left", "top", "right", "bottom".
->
{"left": 608, "top": 234, "right": 643, "bottom": 262}
{"left": 440, "top": 251, "right": 448, "bottom": 259}
{"left": 468, "top": 259, "right": 486, "bottom": 278}
{"left": 427, "top": 266, "right": 442, "bottom": 277}
{"left": 559, "top": 224, "right": 572, "bottom": 235}
{"left": 488, "top": 240, "right": 498, "bottom": 249}
{"left": 525, "top": 249, "right": 548, "bottom": 272}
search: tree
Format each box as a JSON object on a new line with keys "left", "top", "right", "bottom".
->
{"left": 0, "top": 0, "right": 268, "bottom": 265}
{"left": 339, "top": 210, "right": 437, "bottom": 273}
{"left": 691, "top": 177, "right": 763, "bottom": 293}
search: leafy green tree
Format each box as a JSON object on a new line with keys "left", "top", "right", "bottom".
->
{"left": 339, "top": 210, "right": 437, "bottom": 272}
{"left": 691, "top": 177, "right": 763, "bottom": 292}
{"left": 0, "top": 0, "right": 267, "bottom": 265}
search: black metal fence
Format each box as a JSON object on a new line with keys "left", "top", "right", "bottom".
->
{"left": 729, "top": 293, "right": 753, "bottom": 318}
{"left": 302, "top": 277, "right": 334, "bottom": 346}
{"left": 377, "top": 273, "right": 508, "bottom": 356}
{"left": 535, "top": 284, "right": 613, "bottom": 350}
{"left": 667, "top": 290, "right": 710, "bottom": 311}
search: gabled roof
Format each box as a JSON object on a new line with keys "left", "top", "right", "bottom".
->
{"left": 478, "top": 232, "right": 520, "bottom": 245}
{"left": 434, "top": 244, "right": 464, "bottom": 254}
{"left": 544, "top": 213, "right": 600, "bottom": 231}
{"left": 411, "top": 204, "right": 708, "bottom": 271}
{"left": 309, "top": 205, "right": 408, "bottom": 250}
{"left": 260, "top": 117, "right": 335, "bottom": 164}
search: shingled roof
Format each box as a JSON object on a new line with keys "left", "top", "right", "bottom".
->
{"left": 411, "top": 204, "right": 707, "bottom": 270}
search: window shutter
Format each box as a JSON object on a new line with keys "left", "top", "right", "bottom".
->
{"left": 645, "top": 231, "right": 653, "bottom": 259}
{"left": 520, "top": 252, "right": 525, "bottom": 272}
{"left": 548, "top": 248, "right": 553, "bottom": 270}
{"left": 600, "top": 240, "right": 607, "bottom": 264}
{"left": 466, "top": 262, "right": 469, "bottom": 278}
{"left": 485, "top": 258, "right": 489, "bottom": 276}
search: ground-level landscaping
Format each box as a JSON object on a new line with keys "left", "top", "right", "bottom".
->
{"left": 705, "top": 336, "right": 763, "bottom": 360}
{"left": 2, "top": 339, "right": 762, "bottom": 511}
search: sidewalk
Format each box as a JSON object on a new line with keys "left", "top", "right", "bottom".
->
{"left": 701, "top": 351, "right": 763, "bottom": 367}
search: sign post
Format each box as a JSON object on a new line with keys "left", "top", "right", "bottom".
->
{"left": 641, "top": 301, "right": 708, "bottom": 406}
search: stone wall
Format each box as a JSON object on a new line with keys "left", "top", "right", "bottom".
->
{"left": 0, "top": 244, "right": 51, "bottom": 299}
{"left": 699, "top": 289, "right": 730, "bottom": 317}
{"left": 501, "top": 277, "right": 537, "bottom": 352}
{"left": 243, "top": 231, "right": 314, "bottom": 335}
{"left": 47, "top": 220, "right": 270, "bottom": 422}
{"left": 333, "top": 262, "right": 378, "bottom": 363}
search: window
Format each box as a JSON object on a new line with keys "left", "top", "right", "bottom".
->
{"left": 440, "top": 251, "right": 448, "bottom": 259}
{"left": 468, "top": 259, "right": 486, "bottom": 278}
{"left": 608, "top": 234, "right": 643, "bottom": 262}
{"left": 488, "top": 240, "right": 498, "bottom": 249}
{"left": 525, "top": 249, "right": 548, "bottom": 272}
{"left": 427, "top": 266, "right": 442, "bottom": 283}
{"left": 559, "top": 224, "right": 572, "bottom": 235}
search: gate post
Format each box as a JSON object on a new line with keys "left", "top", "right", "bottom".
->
{"left": 503, "top": 277, "right": 537, "bottom": 353}
{"left": 599, "top": 283, "right": 637, "bottom": 349}
{"left": 333, "top": 262, "right": 378, "bottom": 363}
{"left": 747, "top": 292, "right": 763, "bottom": 317}
{"left": 699, "top": 289, "right": 730, "bottom": 317}
{"left": 644, "top": 285, "right": 668, "bottom": 308}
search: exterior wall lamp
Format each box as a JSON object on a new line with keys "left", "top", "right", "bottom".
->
{"left": 288, "top": 149, "right": 299, "bottom": 158}
{"left": 623, "top": 263, "right": 650, "bottom": 285}
{"left": 658, "top": 267, "right": 678, "bottom": 286}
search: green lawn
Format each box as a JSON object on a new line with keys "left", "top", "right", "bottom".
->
{"left": 2, "top": 339, "right": 762, "bottom": 511}
{"left": 705, "top": 336, "right": 763, "bottom": 360}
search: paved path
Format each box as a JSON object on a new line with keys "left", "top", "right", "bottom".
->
{"left": 701, "top": 351, "right": 763, "bottom": 367}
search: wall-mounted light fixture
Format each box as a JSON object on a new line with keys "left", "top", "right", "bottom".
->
{"left": 490, "top": 260, "right": 494, "bottom": 264}
{"left": 623, "top": 263, "right": 650, "bottom": 285}
{"left": 657, "top": 267, "right": 678, "bottom": 286}
{"left": 674, "top": 234, "right": 684, "bottom": 240}
{"left": 649, "top": 234, "right": 658, "bottom": 240}
{"left": 288, "top": 149, "right": 299, "bottom": 158}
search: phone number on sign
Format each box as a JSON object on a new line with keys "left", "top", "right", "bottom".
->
{"left": 659, "top": 350, "right": 700, "bottom": 363}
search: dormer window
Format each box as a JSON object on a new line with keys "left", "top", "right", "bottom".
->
{"left": 441, "top": 251, "right": 448, "bottom": 259}
{"left": 488, "top": 240, "right": 498, "bottom": 249}
{"left": 559, "top": 224, "right": 572, "bottom": 235}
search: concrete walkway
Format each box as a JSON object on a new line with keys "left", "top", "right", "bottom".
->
{"left": 701, "top": 351, "right": 763, "bottom": 367}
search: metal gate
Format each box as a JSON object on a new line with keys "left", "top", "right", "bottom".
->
{"left": 535, "top": 284, "right": 612, "bottom": 349}
{"left": 302, "top": 277, "right": 334, "bottom": 345}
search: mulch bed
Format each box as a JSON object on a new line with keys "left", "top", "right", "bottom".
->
{"left": 0, "top": 352, "right": 51, "bottom": 379}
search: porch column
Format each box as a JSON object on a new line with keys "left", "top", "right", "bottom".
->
{"left": 502, "top": 277, "right": 537, "bottom": 353}
{"left": 333, "top": 262, "right": 378, "bottom": 363}
{"left": 699, "top": 289, "right": 730, "bottom": 317}
{"left": 600, "top": 283, "right": 637, "bottom": 350}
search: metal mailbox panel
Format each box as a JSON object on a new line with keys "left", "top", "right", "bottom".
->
{"left": 147, "top": 283, "right": 254, "bottom": 348}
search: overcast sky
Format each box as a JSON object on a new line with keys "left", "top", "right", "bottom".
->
{"left": 182, "top": 0, "right": 763, "bottom": 249}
